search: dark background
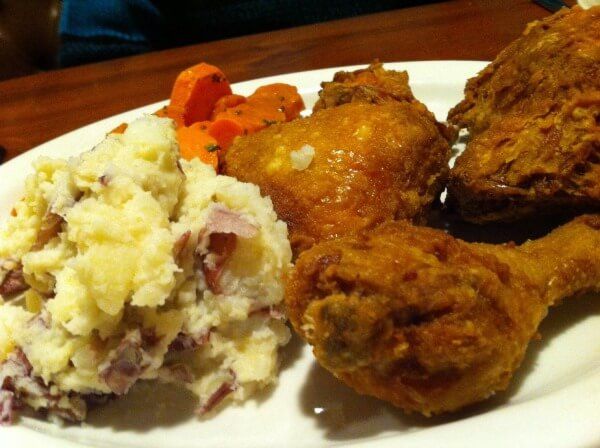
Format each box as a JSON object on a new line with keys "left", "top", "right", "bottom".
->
{"left": 0, "top": 0, "right": 441, "bottom": 81}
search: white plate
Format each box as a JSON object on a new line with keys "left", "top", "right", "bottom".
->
{"left": 1, "top": 61, "right": 600, "bottom": 448}
{"left": 578, "top": 0, "right": 600, "bottom": 8}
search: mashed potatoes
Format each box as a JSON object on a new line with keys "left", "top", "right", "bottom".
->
{"left": 0, "top": 116, "right": 292, "bottom": 423}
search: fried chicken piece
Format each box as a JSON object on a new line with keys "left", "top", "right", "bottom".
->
{"left": 286, "top": 215, "right": 600, "bottom": 415}
{"left": 446, "top": 6, "right": 600, "bottom": 223}
{"left": 223, "top": 101, "right": 451, "bottom": 254}
{"left": 313, "top": 62, "right": 455, "bottom": 142}
{"left": 313, "top": 62, "right": 418, "bottom": 111}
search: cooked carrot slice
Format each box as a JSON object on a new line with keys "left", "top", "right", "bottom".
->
{"left": 211, "top": 94, "right": 247, "bottom": 119}
{"left": 107, "top": 69, "right": 303, "bottom": 169}
{"left": 250, "top": 83, "right": 305, "bottom": 120}
{"left": 207, "top": 119, "right": 245, "bottom": 151}
{"left": 154, "top": 106, "right": 169, "bottom": 118}
{"left": 109, "top": 123, "right": 128, "bottom": 134}
{"left": 206, "top": 83, "right": 304, "bottom": 151}
{"left": 214, "top": 103, "right": 284, "bottom": 134}
{"left": 168, "top": 63, "right": 232, "bottom": 127}
{"left": 177, "top": 121, "right": 220, "bottom": 169}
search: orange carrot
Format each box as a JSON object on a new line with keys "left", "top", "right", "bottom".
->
{"left": 106, "top": 66, "right": 304, "bottom": 171}
{"left": 250, "top": 83, "right": 305, "bottom": 121}
{"left": 208, "top": 84, "right": 304, "bottom": 151}
{"left": 213, "top": 102, "right": 284, "bottom": 135}
{"left": 177, "top": 122, "right": 220, "bottom": 170}
{"left": 211, "top": 94, "right": 247, "bottom": 119}
{"left": 109, "top": 123, "right": 128, "bottom": 134}
{"left": 207, "top": 119, "right": 245, "bottom": 151}
{"left": 168, "top": 63, "right": 232, "bottom": 127}
{"left": 154, "top": 106, "right": 169, "bottom": 118}
{"left": 209, "top": 83, "right": 304, "bottom": 145}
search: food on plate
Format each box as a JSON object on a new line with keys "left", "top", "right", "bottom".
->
{"left": 447, "top": 6, "right": 600, "bottom": 223}
{"left": 113, "top": 62, "right": 305, "bottom": 169}
{"left": 176, "top": 122, "right": 220, "bottom": 169}
{"left": 286, "top": 215, "right": 600, "bottom": 415}
{"left": 313, "top": 62, "right": 456, "bottom": 142}
{"left": 224, "top": 64, "right": 453, "bottom": 254}
{"left": 0, "top": 115, "right": 292, "bottom": 424}
{"left": 313, "top": 61, "right": 421, "bottom": 111}
{"left": 168, "top": 63, "right": 304, "bottom": 164}
{"left": 209, "top": 85, "right": 304, "bottom": 144}
{"left": 168, "top": 63, "right": 233, "bottom": 127}
{"left": 224, "top": 102, "right": 451, "bottom": 254}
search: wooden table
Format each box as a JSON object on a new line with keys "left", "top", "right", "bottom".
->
{"left": 0, "top": 0, "right": 553, "bottom": 163}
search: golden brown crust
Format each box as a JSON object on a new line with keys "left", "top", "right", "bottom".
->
{"left": 314, "top": 61, "right": 457, "bottom": 142}
{"left": 313, "top": 61, "right": 418, "bottom": 112}
{"left": 447, "top": 6, "right": 600, "bottom": 223}
{"left": 223, "top": 102, "right": 451, "bottom": 254}
{"left": 286, "top": 215, "right": 600, "bottom": 415}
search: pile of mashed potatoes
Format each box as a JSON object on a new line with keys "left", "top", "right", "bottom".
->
{"left": 0, "top": 115, "right": 292, "bottom": 423}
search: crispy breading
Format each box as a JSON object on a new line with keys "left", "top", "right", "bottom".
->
{"left": 447, "top": 6, "right": 600, "bottom": 223}
{"left": 223, "top": 101, "right": 451, "bottom": 254}
{"left": 286, "top": 215, "right": 600, "bottom": 415}
{"left": 313, "top": 62, "right": 418, "bottom": 111}
{"left": 314, "top": 62, "right": 456, "bottom": 141}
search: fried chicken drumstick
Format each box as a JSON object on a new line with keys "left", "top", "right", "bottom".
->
{"left": 286, "top": 215, "right": 600, "bottom": 415}
{"left": 447, "top": 6, "right": 600, "bottom": 223}
{"left": 224, "top": 64, "right": 453, "bottom": 254}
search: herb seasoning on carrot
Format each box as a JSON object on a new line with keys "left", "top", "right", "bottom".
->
{"left": 168, "top": 63, "right": 232, "bottom": 127}
{"left": 208, "top": 83, "right": 305, "bottom": 151}
{"left": 177, "top": 122, "right": 220, "bottom": 170}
